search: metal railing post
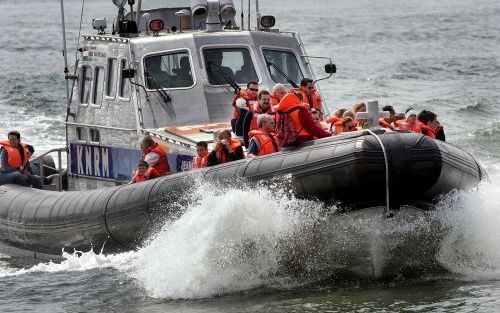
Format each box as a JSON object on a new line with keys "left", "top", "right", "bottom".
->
{"left": 58, "top": 150, "right": 63, "bottom": 191}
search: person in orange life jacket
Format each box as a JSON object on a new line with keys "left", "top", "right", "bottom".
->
{"left": 247, "top": 114, "right": 281, "bottom": 157}
{"left": 334, "top": 116, "right": 357, "bottom": 135}
{"left": 331, "top": 110, "right": 355, "bottom": 134}
{"left": 140, "top": 135, "right": 170, "bottom": 176}
{"left": 129, "top": 160, "right": 160, "bottom": 184}
{"left": 353, "top": 102, "right": 369, "bottom": 129}
{"left": 311, "top": 109, "right": 330, "bottom": 137}
{"left": 207, "top": 130, "right": 245, "bottom": 166}
{"left": 0, "top": 131, "right": 42, "bottom": 189}
{"left": 276, "top": 93, "right": 332, "bottom": 147}
{"left": 326, "top": 108, "right": 346, "bottom": 124}
{"left": 395, "top": 109, "right": 422, "bottom": 133}
{"left": 379, "top": 105, "right": 396, "bottom": 130}
{"left": 194, "top": 141, "right": 209, "bottom": 169}
{"left": 291, "top": 78, "right": 324, "bottom": 114}
{"left": 242, "top": 90, "right": 275, "bottom": 147}
{"left": 231, "top": 81, "right": 259, "bottom": 135}
{"left": 271, "top": 83, "right": 287, "bottom": 108}
{"left": 418, "top": 110, "right": 445, "bottom": 141}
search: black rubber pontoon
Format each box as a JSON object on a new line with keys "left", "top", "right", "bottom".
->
{"left": 0, "top": 130, "right": 485, "bottom": 259}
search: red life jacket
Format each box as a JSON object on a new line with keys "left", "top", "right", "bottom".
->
{"left": 194, "top": 150, "right": 209, "bottom": 169}
{"left": 290, "top": 87, "right": 323, "bottom": 114}
{"left": 0, "top": 141, "right": 30, "bottom": 170}
{"left": 132, "top": 167, "right": 160, "bottom": 183}
{"left": 326, "top": 116, "right": 341, "bottom": 124}
{"left": 276, "top": 93, "right": 312, "bottom": 145}
{"left": 379, "top": 118, "right": 395, "bottom": 130}
{"left": 248, "top": 130, "right": 281, "bottom": 156}
{"left": 215, "top": 139, "right": 243, "bottom": 164}
{"left": 142, "top": 142, "right": 170, "bottom": 176}
{"left": 231, "top": 89, "right": 258, "bottom": 119}
{"left": 395, "top": 119, "right": 421, "bottom": 133}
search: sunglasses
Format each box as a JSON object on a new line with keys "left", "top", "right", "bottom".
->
{"left": 249, "top": 88, "right": 259, "bottom": 92}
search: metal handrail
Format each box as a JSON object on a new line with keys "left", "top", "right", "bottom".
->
{"left": 30, "top": 147, "right": 66, "bottom": 192}
{"left": 141, "top": 128, "right": 198, "bottom": 149}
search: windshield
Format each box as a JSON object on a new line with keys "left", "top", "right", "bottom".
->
{"left": 263, "top": 49, "right": 304, "bottom": 85}
{"left": 203, "top": 48, "right": 258, "bottom": 85}
{"left": 144, "top": 51, "right": 194, "bottom": 89}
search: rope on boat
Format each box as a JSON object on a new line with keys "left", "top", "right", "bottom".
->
{"left": 365, "top": 129, "right": 393, "bottom": 217}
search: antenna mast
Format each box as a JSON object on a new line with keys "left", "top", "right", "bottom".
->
{"left": 59, "top": 0, "right": 70, "bottom": 113}
{"left": 247, "top": 0, "right": 250, "bottom": 30}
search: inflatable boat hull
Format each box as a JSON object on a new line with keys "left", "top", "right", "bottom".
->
{"left": 0, "top": 131, "right": 485, "bottom": 258}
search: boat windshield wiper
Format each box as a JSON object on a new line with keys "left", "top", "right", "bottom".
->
{"left": 265, "top": 60, "right": 299, "bottom": 88}
{"left": 145, "top": 70, "right": 172, "bottom": 103}
{"left": 207, "top": 61, "right": 241, "bottom": 94}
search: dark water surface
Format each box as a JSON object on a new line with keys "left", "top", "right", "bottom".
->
{"left": 1, "top": 0, "right": 500, "bottom": 311}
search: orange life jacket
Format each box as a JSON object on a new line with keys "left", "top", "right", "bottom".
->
{"left": 326, "top": 116, "right": 341, "bottom": 124}
{"left": 194, "top": 150, "right": 209, "bottom": 169}
{"left": 270, "top": 93, "right": 280, "bottom": 107}
{"left": 132, "top": 167, "right": 160, "bottom": 183}
{"left": 276, "top": 93, "right": 312, "bottom": 142}
{"left": 142, "top": 142, "right": 170, "bottom": 176}
{"left": 215, "top": 139, "right": 243, "bottom": 164}
{"left": 0, "top": 141, "right": 30, "bottom": 170}
{"left": 248, "top": 130, "right": 281, "bottom": 156}
{"left": 395, "top": 119, "right": 421, "bottom": 133}
{"left": 249, "top": 104, "right": 275, "bottom": 132}
{"left": 379, "top": 118, "right": 395, "bottom": 130}
{"left": 290, "top": 88, "right": 323, "bottom": 113}
{"left": 417, "top": 121, "right": 436, "bottom": 139}
{"left": 231, "top": 89, "right": 258, "bottom": 119}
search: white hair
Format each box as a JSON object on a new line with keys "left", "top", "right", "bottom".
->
{"left": 272, "top": 83, "right": 286, "bottom": 93}
{"left": 257, "top": 114, "right": 273, "bottom": 128}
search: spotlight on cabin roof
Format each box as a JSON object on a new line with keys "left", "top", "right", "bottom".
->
{"left": 219, "top": 0, "right": 236, "bottom": 23}
{"left": 191, "top": 0, "right": 208, "bottom": 16}
{"left": 260, "top": 15, "right": 276, "bottom": 30}
{"left": 92, "top": 18, "right": 107, "bottom": 35}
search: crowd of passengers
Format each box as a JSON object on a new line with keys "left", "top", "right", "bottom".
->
{"left": 130, "top": 77, "right": 446, "bottom": 184}
{"left": 0, "top": 79, "right": 445, "bottom": 188}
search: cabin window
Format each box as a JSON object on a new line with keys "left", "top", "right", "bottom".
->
{"left": 80, "top": 66, "right": 92, "bottom": 104}
{"left": 76, "top": 127, "right": 86, "bottom": 141}
{"left": 106, "top": 58, "right": 117, "bottom": 97}
{"left": 92, "top": 66, "right": 104, "bottom": 106}
{"left": 203, "top": 48, "right": 258, "bottom": 85}
{"left": 263, "top": 49, "right": 304, "bottom": 86}
{"left": 89, "top": 128, "right": 100, "bottom": 143}
{"left": 119, "top": 59, "right": 131, "bottom": 98}
{"left": 144, "top": 51, "right": 194, "bottom": 89}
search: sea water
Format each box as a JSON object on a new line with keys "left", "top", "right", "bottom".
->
{"left": 0, "top": 0, "right": 499, "bottom": 311}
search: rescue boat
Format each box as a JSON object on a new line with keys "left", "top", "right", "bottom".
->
{"left": 0, "top": 0, "right": 485, "bottom": 259}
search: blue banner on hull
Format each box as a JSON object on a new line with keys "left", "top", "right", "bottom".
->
{"left": 70, "top": 143, "right": 195, "bottom": 181}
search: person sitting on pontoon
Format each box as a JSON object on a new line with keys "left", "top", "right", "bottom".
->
{"left": 129, "top": 160, "right": 160, "bottom": 184}
{"left": 247, "top": 114, "right": 281, "bottom": 157}
{"left": 0, "top": 131, "right": 42, "bottom": 189}
{"left": 207, "top": 130, "right": 245, "bottom": 166}
{"left": 140, "top": 135, "right": 170, "bottom": 176}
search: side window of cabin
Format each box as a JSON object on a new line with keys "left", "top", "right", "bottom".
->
{"left": 144, "top": 51, "right": 194, "bottom": 89}
{"left": 119, "top": 59, "right": 130, "bottom": 98}
{"left": 92, "top": 66, "right": 104, "bottom": 106}
{"left": 76, "top": 127, "right": 86, "bottom": 141}
{"left": 89, "top": 128, "right": 100, "bottom": 143}
{"left": 203, "top": 48, "right": 258, "bottom": 85}
{"left": 106, "top": 58, "right": 117, "bottom": 97}
{"left": 263, "top": 49, "right": 304, "bottom": 86}
{"left": 80, "top": 66, "right": 92, "bottom": 105}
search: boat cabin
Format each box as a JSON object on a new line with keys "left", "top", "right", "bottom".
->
{"left": 62, "top": 0, "right": 335, "bottom": 190}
